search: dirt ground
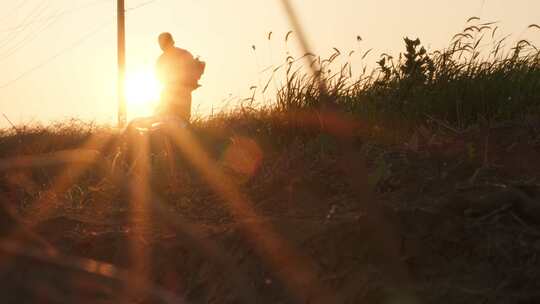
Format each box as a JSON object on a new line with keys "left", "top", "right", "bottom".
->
{"left": 2, "top": 121, "right": 540, "bottom": 303}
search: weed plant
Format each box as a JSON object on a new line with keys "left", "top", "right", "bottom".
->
{"left": 260, "top": 18, "right": 540, "bottom": 132}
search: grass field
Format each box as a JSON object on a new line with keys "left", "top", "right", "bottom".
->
{"left": 1, "top": 20, "right": 540, "bottom": 303}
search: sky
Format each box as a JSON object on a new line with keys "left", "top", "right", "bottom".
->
{"left": 0, "top": 0, "right": 539, "bottom": 127}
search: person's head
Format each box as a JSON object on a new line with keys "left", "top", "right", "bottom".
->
{"left": 158, "top": 32, "right": 174, "bottom": 51}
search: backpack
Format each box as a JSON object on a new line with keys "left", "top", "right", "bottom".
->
{"left": 191, "top": 57, "right": 205, "bottom": 85}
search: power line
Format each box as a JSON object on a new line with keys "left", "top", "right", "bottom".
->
{"left": 0, "top": 20, "right": 113, "bottom": 89}
{"left": 0, "top": 1, "right": 50, "bottom": 49}
{"left": 0, "top": 0, "right": 113, "bottom": 65}
{"left": 125, "top": 0, "right": 160, "bottom": 12}
{"left": 0, "top": 0, "right": 110, "bottom": 33}
{"left": 0, "top": 9, "right": 62, "bottom": 62}
{"left": 1, "top": 0, "right": 158, "bottom": 56}
{"left": 0, "top": 0, "right": 30, "bottom": 24}
{"left": 0, "top": 0, "right": 161, "bottom": 90}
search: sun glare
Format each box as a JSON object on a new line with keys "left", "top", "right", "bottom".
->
{"left": 124, "top": 69, "right": 162, "bottom": 119}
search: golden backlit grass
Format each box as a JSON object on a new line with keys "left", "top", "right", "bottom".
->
{"left": 0, "top": 18, "right": 539, "bottom": 302}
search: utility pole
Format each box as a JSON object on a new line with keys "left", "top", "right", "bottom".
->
{"left": 117, "top": 0, "right": 126, "bottom": 128}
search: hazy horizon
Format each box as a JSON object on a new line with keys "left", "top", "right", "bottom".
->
{"left": 1, "top": 0, "right": 539, "bottom": 127}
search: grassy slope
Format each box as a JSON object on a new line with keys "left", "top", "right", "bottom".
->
{"left": 1, "top": 20, "right": 540, "bottom": 303}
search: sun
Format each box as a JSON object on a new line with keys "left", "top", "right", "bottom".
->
{"left": 124, "top": 68, "right": 162, "bottom": 119}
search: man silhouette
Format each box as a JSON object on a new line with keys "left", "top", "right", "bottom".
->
{"left": 155, "top": 32, "right": 205, "bottom": 122}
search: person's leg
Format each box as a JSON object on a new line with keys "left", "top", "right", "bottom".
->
{"left": 183, "top": 92, "right": 192, "bottom": 122}
{"left": 156, "top": 89, "right": 172, "bottom": 117}
{"left": 175, "top": 89, "right": 192, "bottom": 122}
